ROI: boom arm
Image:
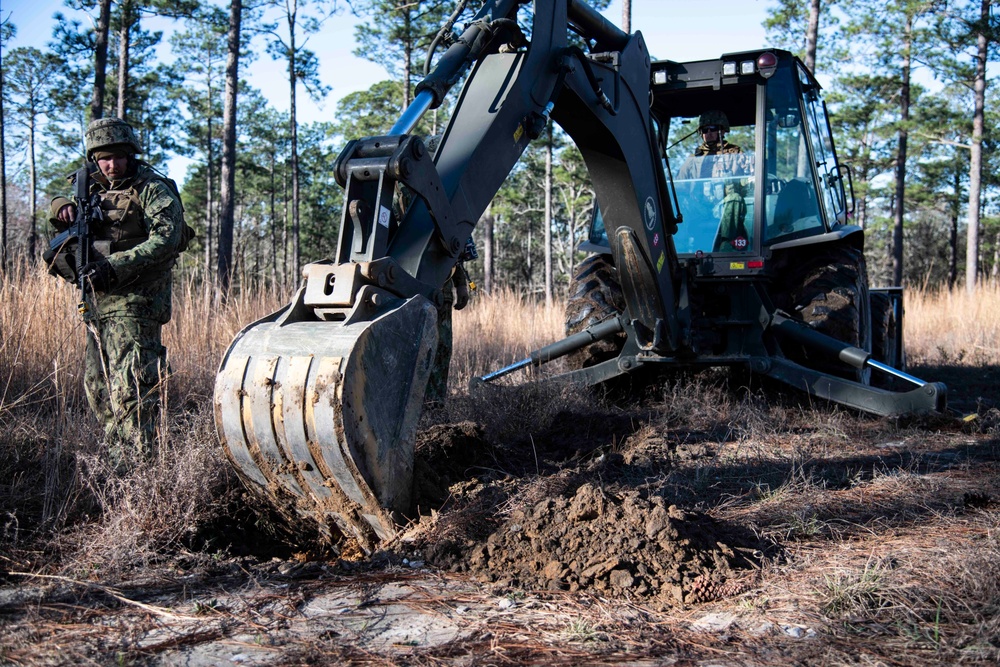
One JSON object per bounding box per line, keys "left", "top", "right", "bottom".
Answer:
{"left": 331, "top": 0, "right": 680, "bottom": 350}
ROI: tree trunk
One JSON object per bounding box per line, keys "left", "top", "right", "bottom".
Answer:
{"left": 855, "top": 127, "right": 876, "bottom": 231}
{"left": 949, "top": 165, "right": 959, "bottom": 290}
{"left": 991, "top": 224, "right": 999, "bottom": 282}
{"left": 804, "top": 0, "right": 820, "bottom": 74}
{"left": 566, "top": 197, "right": 575, "bottom": 282}
{"left": 28, "top": 114, "right": 37, "bottom": 259}
{"left": 1, "top": 59, "right": 8, "bottom": 273}
{"left": 218, "top": 0, "right": 242, "bottom": 296}
{"left": 205, "top": 111, "right": 215, "bottom": 281}
{"left": 283, "top": 164, "right": 289, "bottom": 289}
{"left": 91, "top": 0, "right": 111, "bottom": 121}
{"left": 289, "top": 1, "right": 301, "bottom": 280}
{"left": 544, "top": 125, "right": 553, "bottom": 308}
{"left": 526, "top": 225, "right": 532, "bottom": 286}
{"left": 403, "top": 6, "right": 412, "bottom": 108}
{"left": 891, "top": 16, "right": 912, "bottom": 287}
{"left": 965, "top": 0, "right": 988, "bottom": 292}
{"left": 482, "top": 202, "right": 494, "bottom": 294}
{"left": 288, "top": 40, "right": 302, "bottom": 280}
{"left": 855, "top": 174, "right": 868, "bottom": 230}
{"left": 117, "top": 0, "right": 133, "bottom": 120}
{"left": 621, "top": 0, "right": 631, "bottom": 32}
{"left": 270, "top": 154, "right": 278, "bottom": 285}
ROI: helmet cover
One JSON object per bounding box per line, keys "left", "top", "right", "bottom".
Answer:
{"left": 85, "top": 117, "right": 141, "bottom": 157}
{"left": 698, "top": 110, "right": 731, "bottom": 132}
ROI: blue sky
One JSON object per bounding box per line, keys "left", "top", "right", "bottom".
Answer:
{"left": 3, "top": 0, "right": 773, "bottom": 179}
{"left": 3, "top": 0, "right": 773, "bottom": 121}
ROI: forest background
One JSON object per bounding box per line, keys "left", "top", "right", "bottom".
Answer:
{"left": 1, "top": 0, "right": 998, "bottom": 302}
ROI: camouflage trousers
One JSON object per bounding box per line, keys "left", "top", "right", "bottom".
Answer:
{"left": 425, "top": 278, "right": 454, "bottom": 407}
{"left": 714, "top": 191, "right": 749, "bottom": 252}
{"left": 84, "top": 314, "right": 167, "bottom": 467}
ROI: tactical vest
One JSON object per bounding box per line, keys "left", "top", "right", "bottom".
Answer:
{"left": 44, "top": 164, "right": 192, "bottom": 285}
{"left": 90, "top": 175, "right": 151, "bottom": 257}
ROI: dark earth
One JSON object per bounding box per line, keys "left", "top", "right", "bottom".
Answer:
{"left": 1, "top": 365, "right": 998, "bottom": 665}
{"left": 410, "top": 414, "right": 770, "bottom": 608}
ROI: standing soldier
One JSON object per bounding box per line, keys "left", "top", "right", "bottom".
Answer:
{"left": 47, "top": 117, "right": 187, "bottom": 467}
{"left": 393, "top": 133, "right": 475, "bottom": 409}
{"left": 425, "top": 251, "right": 473, "bottom": 409}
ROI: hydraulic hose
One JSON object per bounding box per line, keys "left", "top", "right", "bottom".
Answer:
{"left": 424, "top": 0, "right": 472, "bottom": 76}
{"left": 565, "top": 46, "right": 619, "bottom": 115}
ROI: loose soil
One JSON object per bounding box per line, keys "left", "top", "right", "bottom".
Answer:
{"left": 411, "top": 417, "right": 768, "bottom": 608}
{"left": 2, "top": 365, "right": 999, "bottom": 666}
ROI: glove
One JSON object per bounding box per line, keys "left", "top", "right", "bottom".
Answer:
{"left": 81, "top": 260, "right": 117, "bottom": 291}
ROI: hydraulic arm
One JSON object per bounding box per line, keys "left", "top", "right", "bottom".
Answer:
{"left": 214, "top": 0, "right": 681, "bottom": 548}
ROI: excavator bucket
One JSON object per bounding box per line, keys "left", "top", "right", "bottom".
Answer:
{"left": 213, "top": 280, "right": 438, "bottom": 550}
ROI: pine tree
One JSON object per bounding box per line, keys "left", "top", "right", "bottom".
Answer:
{"left": 218, "top": 0, "right": 245, "bottom": 296}
{"left": 171, "top": 6, "right": 240, "bottom": 283}
{"left": 350, "top": 0, "right": 455, "bottom": 109}
{"left": 263, "top": 0, "right": 336, "bottom": 281}
{"left": 3, "top": 47, "right": 62, "bottom": 259}
{"left": 0, "top": 19, "right": 15, "bottom": 272}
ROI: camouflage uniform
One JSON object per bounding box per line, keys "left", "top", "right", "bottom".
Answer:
{"left": 425, "top": 278, "right": 455, "bottom": 407}
{"left": 424, "top": 264, "right": 472, "bottom": 407}
{"left": 49, "top": 118, "right": 185, "bottom": 466}
{"left": 691, "top": 140, "right": 752, "bottom": 250}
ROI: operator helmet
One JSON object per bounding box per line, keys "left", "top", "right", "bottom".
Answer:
{"left": 85, "top": 117, "right": 141, "bottom": 158}
{"left": 698, "top": 110, "right": 730, "bottom": 133}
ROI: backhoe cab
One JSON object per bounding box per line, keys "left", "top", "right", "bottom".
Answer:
{"left": 586, "top": 50, "right": 856, "bottom": 268}
{"left": 560, "top": 48, "right": 927, "bottom": 404}
{"left": 214, "top": 0, "right": 945, "bottom": 550}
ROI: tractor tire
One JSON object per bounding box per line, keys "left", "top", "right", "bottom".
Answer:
{"left": 777, "top": 245, "right": 872, "bottom": 383}
{"left": 564, "top": 254, "right": 627, "bottom": 371}
{"left": 870, "top": 291, "right": 903, "bottom": 383}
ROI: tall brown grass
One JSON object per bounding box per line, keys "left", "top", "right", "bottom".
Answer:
{"left": 0, "top": 262, "right": 288, "bottom": 577}
{"left": 450, "top": 286, "right": 565, "bottom": 389}
{"left": 2, "top": 259, "right": 997, "bottom": 578}
{"left": 904, "top": 283, "right": 1000, "bottom": 366}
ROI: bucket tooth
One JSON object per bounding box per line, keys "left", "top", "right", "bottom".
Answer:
{"left": 214, "top": 292, "right": 438, "bottom": 550}
{"left": 245, "top": 354, "right": 307, "bottom": 498}
{"left": 273, "top": 355, "right": 335, "bottom": 504}
{"left": 305, "top": 355, "right": 369, "bottom": 507}
{"left": 215, "top": 355, "right": 268, "bottom": 489}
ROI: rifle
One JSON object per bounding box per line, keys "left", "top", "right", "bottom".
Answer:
{"left": 45, "top": 165, "right": 103, "bottom": 315}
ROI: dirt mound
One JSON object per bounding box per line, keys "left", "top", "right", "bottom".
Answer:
{"left": 484, "top": 484, "right": 755, "bottom": 603}
{"left": 410, "top": 412, "right": 764, "bottom": 607}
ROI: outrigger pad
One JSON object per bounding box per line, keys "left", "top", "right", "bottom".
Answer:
{"left": 214, "top": 293, "right": 439, "bottom": 551}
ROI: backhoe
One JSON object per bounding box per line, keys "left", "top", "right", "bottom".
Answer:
{"left": 214, "top": 0, "right": 946, "bottom": 549}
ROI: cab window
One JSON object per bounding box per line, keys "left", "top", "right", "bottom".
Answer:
{"left": 762, "top": 67, "right": 826, "bottom": 244}
{"left": 665, "top": 116, "right": 756, "bottom": 255}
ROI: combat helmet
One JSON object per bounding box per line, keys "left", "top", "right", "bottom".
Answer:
{"left": 85, "top": 117, "right": 141, "bottom": 158}
{"left": 698, "top": 110, "right": 730, "bottom": 133}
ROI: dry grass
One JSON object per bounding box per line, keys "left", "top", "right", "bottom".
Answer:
{"left": 805, "top": 513, "right": 1000, "bottom": 660}
{"left": 0, "top": 261, "right": 287, "bottom": 578}
{"left": 905, "top": 283, "right": 1000, "bottom": 366}
{"left": 4, "top": 267, "right": 997, "bottom": 573}
{"left": 2, "top": 264, "right": 1000, "bottom": 665}
{"left": 450, "top": 285, "right": 566, "bottom": 387}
